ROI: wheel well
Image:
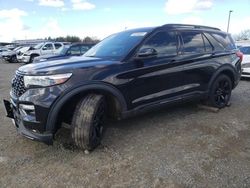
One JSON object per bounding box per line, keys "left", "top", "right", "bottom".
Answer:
{"left": 31, "top": 53, "right": 39, "bottom": 57}
{"left": 220, "top": 70, "right": 235, "bottom": 86}
{"left": 55, "top": 90, "right": 123, "bottom": 130}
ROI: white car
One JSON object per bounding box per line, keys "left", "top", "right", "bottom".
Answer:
{"left": 21, "top": 42, "right": 64, "bottom": 64}
{"left": 16, "top": 46, "right": 33, "bottom": 62}
{"left": 239, "top": 45, "right": 250, "bottom": 78}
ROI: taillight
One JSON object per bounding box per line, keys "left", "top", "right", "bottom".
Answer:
{"left": 236, "top": 51, "right": 243, "bottom": 62}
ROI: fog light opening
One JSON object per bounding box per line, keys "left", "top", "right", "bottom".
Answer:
{"left": 19, "top": 104, "right": 35, "bottom": 111}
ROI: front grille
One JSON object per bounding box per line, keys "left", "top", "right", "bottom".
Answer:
{"left": 242, "top": 72, "right": 250, "bottom": 75}
{"left": 12, "top": 73, "right": 26, "bottom": 97}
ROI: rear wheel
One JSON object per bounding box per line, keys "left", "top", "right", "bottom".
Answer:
{"left": 71, "top": 94, "right": 106, "bottom": 151}
{"left": 207, "top": 74, "right": 232, "bottom": 108}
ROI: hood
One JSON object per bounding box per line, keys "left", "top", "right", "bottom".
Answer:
{"left": 18, "top": 56, "right": 120, "bottom": 75}
{"left": 2, "top": 50, "right": 15, "bottom": 56}
{"left": 25, "top": 49, "right": 40, "bottom": 55}
{"left": 34, "top": 54, "right": 65, "bottom": 62}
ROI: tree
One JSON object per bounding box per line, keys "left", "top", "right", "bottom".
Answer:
{"left": 234, "top": 29, "right": 250, "bottom": 41}
{"left": 65, "top": 35, "right": 81, "bottom": 43}
{"left": 44, "top": 35, "right": 100, "bottom": 43}
{"left": 55, "top": 36, "right": 66, "bottom": 42}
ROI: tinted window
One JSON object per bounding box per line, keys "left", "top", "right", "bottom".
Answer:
{"left": 140, "top": 31, "right": 177, "bottom": 57}
{"left": 67, "top": 46, "right": 81, "bottom": 55}
{"left": 182, "top": 31, "right": 205, "bottom": 53}
{"left": 204, "top": 32, "right": 224, "bottom": 51}
{"left": 240, "top": 46, "right": 250, "bottom": 55}
{"left": 81, "top": 46, "right": 91, "bottom": 54}
{"left": 54, "top": 43, "right": 62, "bottom": 49}
{"left": 203, "top": 35, "right": 213, "bottom": 52}
{"left": 211, "top": 32, "right": 236, "bottom": 50}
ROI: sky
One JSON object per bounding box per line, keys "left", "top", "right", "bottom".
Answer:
{"left": 0, "top": 0, "right": 250, "bottom": 42}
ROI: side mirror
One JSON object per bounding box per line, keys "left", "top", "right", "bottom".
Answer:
{"left": 42, "top": 47, "right": 47, "bottom": 50}
{"left": 135, "top": 48, "right": 157, "bottom": 59}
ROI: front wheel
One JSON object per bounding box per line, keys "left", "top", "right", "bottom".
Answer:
{"left": 207, "top": 74, "right": 232, "bottom": 108}
{"left": 71, "top": 94, "right": 106, "bottom": 151}
{"left": 10, "top": 55, "right": 17, "bottom": 63}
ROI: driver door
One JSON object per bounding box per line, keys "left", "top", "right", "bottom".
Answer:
{"left": 126, "top": 31, "right": 186, "bottom": 108}
{"left": 41, "top": 43, "right": 54, "bottom": 55}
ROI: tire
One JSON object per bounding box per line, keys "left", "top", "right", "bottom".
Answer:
{"left": 10, "top": 55, "right": 17, "bottom": 63}
{"left": 71, "top": 94, "right": 106, "bottom": 151}
{"left": 207, "top": 74, "right": 232, "bottom": 108}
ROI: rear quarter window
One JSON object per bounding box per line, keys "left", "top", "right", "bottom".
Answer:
{"left": 210, "top": 32, "right": 236, "bottom": 50}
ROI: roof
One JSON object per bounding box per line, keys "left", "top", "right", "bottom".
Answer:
{"left": 161, "top": 24, "right": 221, "bottom": 31}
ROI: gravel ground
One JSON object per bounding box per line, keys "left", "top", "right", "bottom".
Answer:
{"left": 0, "top": 59, "right": 250, "bottom": 188}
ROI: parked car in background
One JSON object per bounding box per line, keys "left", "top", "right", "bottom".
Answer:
{"left": 239, "top": 44, "right": 250, "bottom": 78}
{"left": 0, "top": 47, "right": 10, "bottom": 57}
{"left": 33, "top": 43, "right": 95, "bottom": 63}
{"left": 1, "top": 46, "right": 23, "bottom": 63}
{"left": 17, "top": 46, "right": 33, "bottom": 62}
{"left": 4, "top": 24, "right": 242, "bottom": 151}
{"left": 21, "top": 42, "right": 64, "bottom": 64}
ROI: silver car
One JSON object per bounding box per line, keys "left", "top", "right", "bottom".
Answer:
{"left": 239, "top": 45, "right": 250, "bottom": 78}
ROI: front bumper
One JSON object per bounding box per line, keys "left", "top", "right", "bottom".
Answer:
{"left": 21, "top": 55, "right": 30, "bottom": 63}
{"left": 242, "top": 67, "right": 250, "bottom": 78}
{"left": 3, "top": 96, "right": 54, "bottom": 145}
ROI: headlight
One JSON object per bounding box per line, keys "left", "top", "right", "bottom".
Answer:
{"left": 24, "top": 73, "right": 72, "bottom": 88}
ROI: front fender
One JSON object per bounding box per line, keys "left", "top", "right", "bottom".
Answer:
{"left": 46, "top": 82, "right": 127, "bottom": 132}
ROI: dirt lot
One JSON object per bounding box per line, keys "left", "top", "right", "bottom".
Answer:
{"left": 0, "top": 59, "right": 250, "bottom": 188}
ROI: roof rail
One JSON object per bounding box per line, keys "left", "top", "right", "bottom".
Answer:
{"left": 161, "top": 24, "right": 221, "bottom": 31}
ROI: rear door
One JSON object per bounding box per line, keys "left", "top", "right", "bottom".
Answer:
{"left": 179, "top": 30, "right": 215, "bottom": 97}
{"left": 54, "top": 43, "right": 63, "bottom": 53}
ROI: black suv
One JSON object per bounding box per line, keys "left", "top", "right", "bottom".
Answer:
{"left": 4, "top": 24, "right": 242, "bottom": 151}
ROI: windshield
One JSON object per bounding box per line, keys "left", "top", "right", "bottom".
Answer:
{"left": 13, "top": 46, "right": 22, "bottom": 51}
{"left": 84, "top": 29, "right": 152, "bottom": 60}
{"left": 20, "top": 47, "right": 30, "bottom": 53}
{"left": 34, "top": 43, "right": 44, "bottom": 49}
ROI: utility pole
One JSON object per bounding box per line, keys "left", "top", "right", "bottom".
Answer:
{"left": 227, "top": 10, "right": 233, "bottom": 33}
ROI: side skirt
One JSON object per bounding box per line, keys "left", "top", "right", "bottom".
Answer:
{"left": 121, "top": 92, "right": 207, "bottom": 119}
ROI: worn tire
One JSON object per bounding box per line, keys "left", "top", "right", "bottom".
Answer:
{"left": 207, "top": 74, "right": 232, "bottom": 108}
{"left": 71, "top": 94, "right": 106, "bottom": 151}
